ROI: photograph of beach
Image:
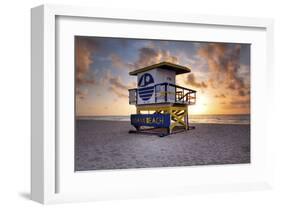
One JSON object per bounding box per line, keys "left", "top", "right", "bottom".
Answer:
{"left": 75, "top": 36, "right": 250, "bottom": 171}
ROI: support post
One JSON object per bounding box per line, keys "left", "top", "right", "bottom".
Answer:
{"left": 186, "top": 106, "right": 189, "bottom": 130}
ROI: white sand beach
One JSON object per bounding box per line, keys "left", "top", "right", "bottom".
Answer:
{"left": 75, "top": 120, "right": 250, "bottom": 171}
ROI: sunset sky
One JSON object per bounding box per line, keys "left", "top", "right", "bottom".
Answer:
{"left": 75, "top": 36, "right": 250, "bottom": 116}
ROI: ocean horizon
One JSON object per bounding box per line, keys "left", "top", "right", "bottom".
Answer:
{"left": 77, "top": 114, "right": 250, "bottom": 125}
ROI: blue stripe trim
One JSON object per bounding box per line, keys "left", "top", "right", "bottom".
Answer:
{"left": 139, "top": 90, "right": 153, "bottom": 95}
{"left": 139, "top": 93, "right": 153, "bottom": 97}
{"left": 139, "top": 88, "right": 154, "bottom": 92}
{"left": 141, "top": 97, "right": 151, "bottom": 101}
{"left": 140, "top": 95, "right": 151, "bottom": 99}
{"left": 140, "top": 96, "right": 151, "bottom": 99}
{"left": 139, "top": 94, "right": 153, "bottom": 98}
{"left": 138, "top": 86, "right": 154, "bottom": 91}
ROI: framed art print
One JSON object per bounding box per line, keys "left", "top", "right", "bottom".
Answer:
{"left": 74, "top": 37, "right": 251, "bottom": 171}
{"left": 31, "top": 4, "right": 274, "bottom": 204}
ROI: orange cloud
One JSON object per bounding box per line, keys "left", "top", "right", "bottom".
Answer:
{"left": 75, "top": 38, "right": 97, "bottom": 84}
{"left": 133, "top": 47, "right": 179, "bottom": 69}
{"left": 108, "top": 86, "right": 128, "bottom": 98}
{"left": 196, "top": 43, "right": 250, "bottom": 112}
{"left": 197, "top": 43, "right": 247, "bottom": 92}
{"left": 186, "top": 73, "right": 208, "bottom": 89}
{"left": 76, "top": 88, "right": 88, "bottom": 100}
{"left": 75, "top": 37, "right": 99, "bottom": 99}
{"left": 215, "top": 94, "right": 226, "bottom": 98}
{"left": 197, "top": 43, "right": 250, "bottom": 109}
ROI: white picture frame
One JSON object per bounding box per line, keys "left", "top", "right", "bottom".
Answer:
{"left": 31, "top": 4, "right": 274, "bottom": 204}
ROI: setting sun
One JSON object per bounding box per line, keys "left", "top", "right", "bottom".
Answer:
{"left": 189, "top": 94, "right": 209, "bottom": 115}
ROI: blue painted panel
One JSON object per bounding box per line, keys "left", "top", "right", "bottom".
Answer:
{"left": 130, "top": 114, "right": 170, "bottom": 128}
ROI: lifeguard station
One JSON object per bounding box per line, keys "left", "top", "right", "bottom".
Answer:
{"left": 128, "top": 62, "right": 196, "bottom": 136}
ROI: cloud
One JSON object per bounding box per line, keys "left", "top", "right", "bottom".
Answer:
{"left": 229, "top": 99, "right": 250, "bottom": 108}
{"left": 238, "top": 90, "right": 246, "bottom": 96}
{"left": 133, "top": 47, "right": 179, "bottom": 69}
{"left": 215, "top": 94, "right": 226, "bottom": 98}
{"left": 105, "top": 72, "right": 136, "bottom": 99}
{"left": 220, "top": 98, "right": 250, "bottom": 110}
{"left": 75, "top": 37, "right": 100, "bottom": 99}
{"left": 197, "top": 43, "right": 248, "bottom": 94}
{"left": 75, "top": 37, "right": 98, "bottom": 88}
{"left": 110, "top": 53, "right": 131, "bottom": 70}
{"left": 109, "top": 47, "right": 180, "bottom": 73}
{"left": 108, "top": 86, "right": 128, "bottom": 98}
{"left": 196, "top": 43, "right": 250, "bottom": 112}
{"left": 186, "top": 73, "right": 208, "bottom": 89}
{"left": 76, "top": 88, "right": 88, "bottom": 100}
{"left": 108, "top": 76, "right": 130, "bottom": 91}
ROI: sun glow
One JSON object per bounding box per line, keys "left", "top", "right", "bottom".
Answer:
{"left": 189, "top": 95, "right": 209, "bottom": 115}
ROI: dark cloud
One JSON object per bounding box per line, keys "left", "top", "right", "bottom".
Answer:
{"left": 133, "top": 47, "right": 179, "bottom": 69}
{"left": 108, "top": 86, "right": 127, "bottom": 98}
{"left": 229, "top": 99, "right": 250, "bottom": 108}
{"left": 197, "top": 43, "right": 250, "bottom": 112}
{"left": 110, "top": 54, "right": 131, "bottom": 70}
{"left": 215, "top": 94, "right": 226, "bottom": 98}
{"left": 75, "top": 37, "right": 98, "bottom": 85}
{"left": 107, "top": 76, "right": 129, "bottom": 91}
{"left": 105, "top": 73, "right": 135, "bottom": 99}
{"left": 76, "top": 88, "right": 88, "bottom": 100}
{"left": 75, "top": 37, "right": 99, "bottom": 99}
{"left": 197, "top": 43, "right": 248, "bottom": 94}
{"left": 110, "top": 47, "right": 180, "bottom": 72}
{"left": 221, "top": 98, "right": 250, "bottom": 109}
{"left": 227, "top": 82, "right": 236, "bottom": 90}
{"left": 238, "top": 90, "right": 246, "bottom": 96}
{"left": 186, "top": 73, "right": 208, "bottom": 89}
